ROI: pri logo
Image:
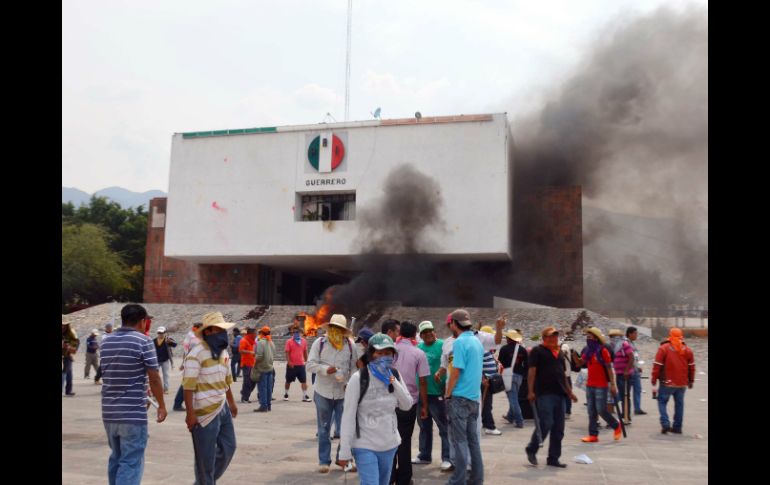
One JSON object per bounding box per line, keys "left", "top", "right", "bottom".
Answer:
{"left": 308, "top": 134, "right": 345, "bottom": 173}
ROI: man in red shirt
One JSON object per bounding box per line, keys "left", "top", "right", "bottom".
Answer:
{"left": 651, "top": 328, "right": 695, "bottom": 434}
{"left": 238, "top": 328, "right": 257, "bottom": 403}
{"left": 573, "top": 327, "right": 622, "bottom": 442}
{"left": 283, "top": 328, "right": 311, "bottom": 402}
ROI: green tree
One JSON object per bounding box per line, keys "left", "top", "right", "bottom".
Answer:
{"left": 62, "top": 222, "right": 131, "bottom": 309}
{"left": 62, "top": 196, "right": 148, "bottom": 302}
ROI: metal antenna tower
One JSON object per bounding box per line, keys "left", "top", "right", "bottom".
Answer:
{"left": 345, "top": 0, "right": 352, "bottom": 121}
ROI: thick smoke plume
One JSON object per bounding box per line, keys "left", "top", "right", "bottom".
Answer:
{"left": 511, "top": 6, "right": 708, "bottom": 311}
{"left": 322, "top": 164, "right": 448, "bottom": 329}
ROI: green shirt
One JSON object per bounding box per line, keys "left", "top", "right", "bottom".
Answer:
{"left": 418, "top": 339, "right": 445, "bottom": 396}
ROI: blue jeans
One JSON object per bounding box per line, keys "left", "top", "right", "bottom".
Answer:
{"left": 630, "top": 371, "right": 643, "bottom": 412}
{"left": 62, "top": 358, "right": 73, "bottom": 394}
{"left": 353, "top": 447, "right": 398, "bottom": 485}
{"left": 314, "top": 392, "right": 344, "bottom": 465}
{"left": 230, "top": 354, "right": 240, "bottom": 380}
{"left": 417, "top": 395, "right": 450, "bottom": 463}
{"left": 174, "top": 385, "right": 185, "bottom": 409}
{"left": 504, "top": 373, "right": 524, "bottom": 426}
{"left": 658, "top": 385, "right": 686, "bottom": 430}
{"left": 525, "top": 394, "right": 566, "bottom": 463}
{"left": 616, "top": 374, "right": 632, "bottom": 420}
{"left": 586, "top": 386, "right": 618, "bottom": 436}
{"left": 191, "top": 405, "right": 237, "bottom": 485}
{"left": 104, "top": 422, "right": 148, "bottom": 485}
{"left": 257, "top": 369, "right": 275, "bottom": 410}
{"left": 446, "top": 397, "right": 483, "bottom": 485}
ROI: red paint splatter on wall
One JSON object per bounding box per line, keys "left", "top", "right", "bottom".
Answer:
{"left": 212, "top": 201, "right": 228, "bottom": 213}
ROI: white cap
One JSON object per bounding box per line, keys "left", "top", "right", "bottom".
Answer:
{"left": 157, "top": 326, "right": 167, "bottom": 333}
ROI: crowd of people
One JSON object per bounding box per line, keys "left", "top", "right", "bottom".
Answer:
{"left": 62, "top": 305, "right": 697, "bottom": 485}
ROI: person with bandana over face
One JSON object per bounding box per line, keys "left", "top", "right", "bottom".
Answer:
{"left": 284, "top": 326, "right": 311, "bottom": 402}
{"left": 253, "top": 326, "right": 276, "bottom": 412}
{"left": 572, "top": 327, "right": 621, "bottom": 444}
{"left": 651, "top": 328, "right": 695, "bottom": 434}
{"left": 306, "top": 314, "right": 357, "bottom": 474}
{"left": 337, "top": 333, "right": 413, "bottom": 485}
{"left": 183, "top": 312, "right": 238, "bottom": 485}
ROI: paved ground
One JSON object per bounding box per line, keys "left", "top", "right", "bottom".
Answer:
{"left": 62, "top": 339, "right": 707, "bottom": 484}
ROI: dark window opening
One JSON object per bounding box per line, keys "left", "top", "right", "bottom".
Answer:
{"left": 300, "top": 193, "right": 355, "bottom": 221}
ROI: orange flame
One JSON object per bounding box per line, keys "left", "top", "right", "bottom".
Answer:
{"left": 301, "top": 303, "right": 335, "bottom": 337}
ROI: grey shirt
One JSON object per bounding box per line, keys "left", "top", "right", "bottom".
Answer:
{"left": 338, "top": 370, "right": 413, "bottom": 460}
{"left": 255, "top": 338, "right": 275, "bottom": 372}
{"left": 306, "top": 337, "right": 357, "bottom": 400}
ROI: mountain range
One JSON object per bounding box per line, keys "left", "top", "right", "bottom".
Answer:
{"left": 62, "top": 186, "right": 167, "bottom": 209}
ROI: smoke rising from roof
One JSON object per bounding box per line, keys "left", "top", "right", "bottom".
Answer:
{"left": 510, "top": 6, "right": 708, "bottom": 310}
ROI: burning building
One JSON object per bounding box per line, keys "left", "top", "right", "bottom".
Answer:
{"left": 143, "top": 113, "right": 583, "bottom": 316}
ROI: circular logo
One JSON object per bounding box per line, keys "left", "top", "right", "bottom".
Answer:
{"left": 308, "top": 135, "right": 345, "bottom": 171}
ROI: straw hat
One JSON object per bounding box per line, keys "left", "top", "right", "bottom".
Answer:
{"left": 195, "top": 312, "right": 235, "bottom": 336}
{"left": 584, "top": 327, "right": 605, "bottom": 344}
{"left": 503, "top": 329, "right": 523, "bottom": 343}
{"left": 608, "top": 329, "right": 624, "bottom": 337}
{"left": 322, "top": 314, "right": 351, "bottom": 333}
{"left": 479, "top": 326, "right": 494, "bottom": 334}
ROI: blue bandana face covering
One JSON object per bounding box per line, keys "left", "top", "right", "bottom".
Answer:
{"left": 293, "top": 332, "right": 301, "bottom": 344}
{"left": 203, "top": 332, "right": 229, "bottom": 360}
{"left": 368, "top": 355, "right": 394, "bottom": 385}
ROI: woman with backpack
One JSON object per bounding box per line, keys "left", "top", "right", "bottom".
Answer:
{"left": 338, "top": 333, "right": 413, "bottom": 485}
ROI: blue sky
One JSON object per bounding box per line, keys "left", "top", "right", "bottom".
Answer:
{"left": 62, "top": 0, "right": 706, "bottom": 194}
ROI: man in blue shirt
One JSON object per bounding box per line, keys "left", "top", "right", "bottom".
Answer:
{"left": 444, "top": 309, "right": 485, "bottom": 485}
{"left": 100, "top": 304, "right": 167, "bottom": 485}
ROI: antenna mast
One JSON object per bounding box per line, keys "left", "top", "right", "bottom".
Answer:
{"left": 345, "top": 0, "right": 352, "bottom": 121}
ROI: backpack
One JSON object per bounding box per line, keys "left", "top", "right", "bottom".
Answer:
{"left": 355, "top": 365, "right": 401, "bottom": 438}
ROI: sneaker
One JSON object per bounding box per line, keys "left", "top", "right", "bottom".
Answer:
{"left": 671, "top": 428, "right": 682, "bottom": 434}
{"left": 546, "top": 460, "right": 567, "bottom": 468}
{"left": 64, "top": 392, "right": 76, "bottom": 397}
{"left": 525, "top": 447, "right": 538, "bottom": 465}
{"left": 484, "top": 428, "right": 502, "bottom": 436}
{"left": 661, "top": 426, "right": 671, "bottom": 434}
{"left": 411, "top": 458, "right": 431, "bottom": 465}
{"left": 253, "top": 407, "right": 268, "bottom": 412}
{"left": 302, "top": 395, "right": 312, "bottom": 402}
{"left": 614, "top": 425, "right": 623, "bottom": 441}
{"left": 501, "top": 415, "right": 514, "bottom": 424}
{"left": 635, "top": 410, "right": 648, "bottom": 415}
{"left": 283, "top": 393, "right": 289, "bottom": 401}
{"left": 318, "top": 465, "right": 330, "bottom": 474}
{"left": 440, "top": 461, "right": 454, "bottom": 472}
{"left": 581, "top": 435, "right": 599, "bottom": 443}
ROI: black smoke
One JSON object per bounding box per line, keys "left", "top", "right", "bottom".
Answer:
{"left": 510, "top": 6, "right": 708, "bottom": 311}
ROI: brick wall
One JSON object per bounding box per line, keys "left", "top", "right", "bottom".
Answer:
{"left": 142, "top": 198, "right": 260, "bottom": 304}
{"left": 510, "top": 186, "right": 583, "bottom": 307}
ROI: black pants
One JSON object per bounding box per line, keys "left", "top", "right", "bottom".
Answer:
{"left": 392, "top": 404, "right": 418, "bottom": 485}
{"left": 94, "top": 365, "right": 102, "bottom": 382}
{"left": 481, "top": 383, "right": 496, "bottom": 430}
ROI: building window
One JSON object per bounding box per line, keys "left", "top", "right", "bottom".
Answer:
{"left": 300, "top": 193, "right": 355, "bottom": 221}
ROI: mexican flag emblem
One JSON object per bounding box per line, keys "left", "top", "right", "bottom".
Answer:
{"left": 308, "top": 133, "right": 345, "bottom": 173}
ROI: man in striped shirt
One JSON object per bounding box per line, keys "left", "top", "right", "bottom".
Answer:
{"left": 183, "top": 312, "right": 239, "bottom": 484}
{"left": 100, "top": 304, "right": 167, "bottom": 485}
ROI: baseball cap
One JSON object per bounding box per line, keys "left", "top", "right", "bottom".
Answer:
{"left": 449, "top": 309, "right": 472, "bottom": 327}
{"left": 157, "top": 326, "right": 166, "bottom": 333}
{"left": 356, "top": 327, "right": 375, "bottom": 343}
{"left": 368, "top": 333, "right": 396, "bottom": 351}
{"left": 418, "top": 321, "right": 434, "bottom": 334}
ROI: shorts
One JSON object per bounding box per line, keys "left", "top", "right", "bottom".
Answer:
{"left": 285, "top": 365, "right": 307, "bottom": 384}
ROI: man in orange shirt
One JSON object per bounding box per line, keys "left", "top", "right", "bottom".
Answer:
{"left": 239, "top": 327, "right": 257, "bottom": 403}
{"left": 651, "top": 328, "right": 695, "bottom": 434}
